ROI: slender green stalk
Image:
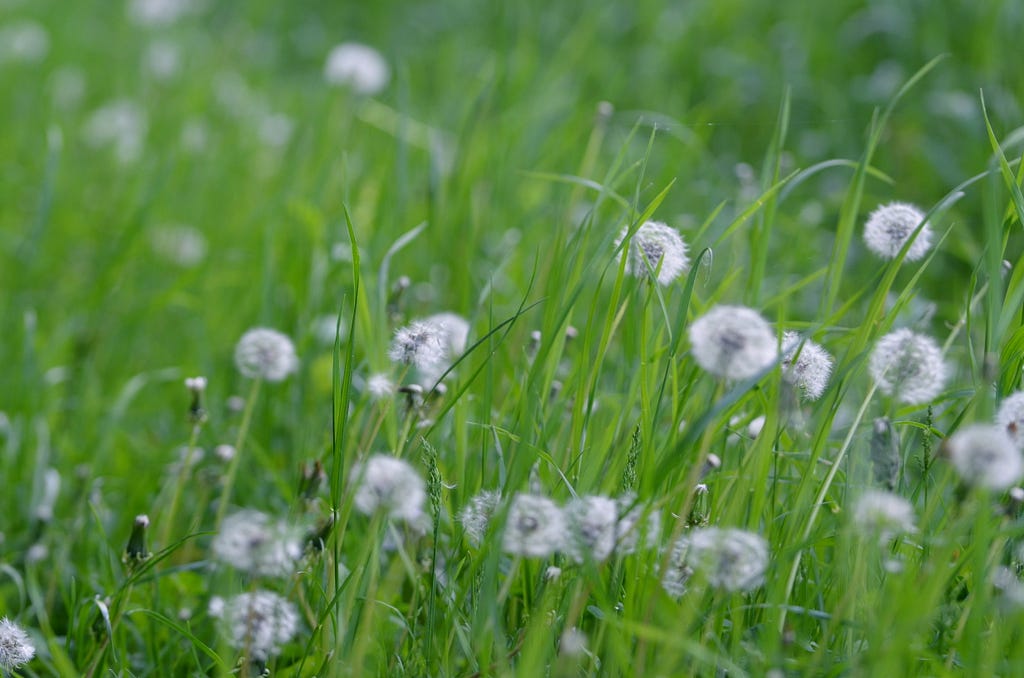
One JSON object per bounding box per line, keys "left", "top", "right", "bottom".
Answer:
{"left": 213, "top": 378, "right": 262, "bottom": 531}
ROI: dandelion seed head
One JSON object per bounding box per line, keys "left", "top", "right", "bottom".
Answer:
{"left": 502, "top": 493, "right": 567, "bottom": 558}
{"left": 324, "top": 42, "right": 390, "bottom": 95}
{"left": 458, "top": 490, "right": 501, "bottom": 546}
{"left": 82, "top": 99, "right": 147, "bottom": 164}
{"left": 992, "top": 566, "right": 1024, "bottom": 607}
{"left": 781, "top": 332, "right": 834, "bottom": 400}
{"left": 868, "top": 329, "right": 947, "bottom": 404}
{"left": 388, "top": 321, "right": 446, "bottom": 371}
{"left": 689, "top": 305, "right": 777, "bottom": 380}
{"left": 559, "top": 628, "right": 588, "bottom": 657}
{"left": 211, "top": 510, "right": 303, "bottom": 578}
{"left": 615, "top": 221, "right": 690, "bottom": 286}
{"left": 234, "top": 327, "right": 299, "bottom": 382}
{"left": 945, "top": 425, "right": 1023, "bottom": 491}
{"left": 564, "top": 495, "right": 619, "bottom": 563}
{"left": 996, "top": 392, "right": 1024, "bottom": 450}
{"left": 851, "top": 490, "right": 916, "bottom": 542}
{"left": 0, "top": 618, "right": 35, "bottom": 671}
{"left": 668, "top": 527, "right": 769, "bottom": 593}
{"left": 421, "top": 312, "right": 470, "bottom": 358}
{"left": 215, "top": 591, "right": 299, "bottom": 662}
{"left": 366, "top": 373, "right": 396, "bottom": 401}
{"left": 149, "top": 224, "right": 207, "bottom": 267}
{"left": 350, "top": 455, "right": 426, "bottom": 523}
{"left": 0, "top": 20, "right": 49, "bottom": 64}
{"left": 863, "top": 202, "right": 932, "bottom": 261}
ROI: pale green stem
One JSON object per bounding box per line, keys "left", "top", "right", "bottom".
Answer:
{"left": 214, "top": 378, "right": 262, "bottom": 531}
{"left": 159, "top": 422, "right": 202, "bottom": 551}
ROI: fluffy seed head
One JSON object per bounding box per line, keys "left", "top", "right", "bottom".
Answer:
{"left": 458, "top": 491, "right": 501, "bottom": 546}
{"left": 564, "top": 494, "right": 660, "bottom": 563}
{"left": 781, "top": 332, "right": 833, "bottom": 400}
{"left": 689, "top": 305, "right": 778, "bottom": 380}
{"left": 615, "top": 220, "right": 690, "bottom": 286}
{"left": 996, "top": 392, "right": 1024, "bottom": 450}
{"left": 851, "top": 490, "right": 916, "bottom": 542}
{"left": 350, "top": 455, "right": 426, "bottom": 523}
{"left": 366, "top": 373, "right": 396, "bottom": 401}
{"left": 502, "top": 494, "right": 567, "bottom": 558}
{"left": 863, "top": 202, "right": 932, "bottom": 261}
{"left": 324, "top": 43, "right": 390, "bottom": 95}
{"left": 211, "top": 510, "right": 304, "bottom": 577}
{"left": 0, "top": 618, "right": 35, "bottom": 671}
{"left": 212, "top": 591, "right": 299, "bottom": 662}
{"left": 668, "top": 527, "right": 769, "bottom": 592}
{"left": 868, "top": 329, "right": 947, "bottom": 404}
{"left": 421, "top": 312, "right": 470, "bottom": 359}
{"left": 234, "top": 327, "right": 299, "bottom": 382}
{"left": 388, "top": 321, "right": 446, "bottom": 371}
{"left": 945, "top": 425, "right": 1023, "bottom": 491}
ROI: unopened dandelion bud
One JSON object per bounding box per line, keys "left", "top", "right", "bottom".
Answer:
{"left": 185, "top": 376, "right": 208, "bottom": 424}
{"left": 868, "top": 329, "right": 947, "bottom": 404}
{"left": 870, "top": 418, "right": 901, "bottom": 490}
{"left": 0, "top": 617, "right": 36, "bottom": 672}
{"left": 616, "top": 220, "right": 690, "bottom": 286}
{"left": 298, "top": 460, "right": 326, "bottom": 501}
{"left": 863, "top": 202, "right": 932, "bottom": 262}
{"left": 123, "top": 514, "right": 152, "bottom": 570}
{"left": 689, "top": 305, "right": 777, "bottom": 380}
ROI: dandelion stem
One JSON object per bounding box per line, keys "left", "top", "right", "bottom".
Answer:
{"left": 214, "top": 378, "right": 262, "bottom": 531}
{"left": 159, "top": 422, "right": 201, "bottom": 553}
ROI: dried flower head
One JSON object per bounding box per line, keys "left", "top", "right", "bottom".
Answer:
{"left": 0, "top": 618, "right": 35, "bottom": 672}
{"left": 234, "top": 327, "right": 299, "bottom": 382}
{"left": 863, "top": 202, "right": 932, "bottom": 262}
{"left": 458, "top": 490, "right": 502, "bottom": 546}
{"left": 212, "top": 590, "right": 299, "bottom": 662}
{"left": 502, "top": 493, "right": 567, "bottom": 558}
{"left": 851, "top": 490, "right": 916, "bottom": 542}
{"left": 997, "top": 392, "right": 1024, "bottom": 450}
{"left": 668, "top": 527, "right": 768, "bottom": 593}
{"left": 388, "top": 321, "right": 446, "bottom": 371}
{"left": 211, "top": 510, "right": 304, "bottom": 577}
{"left": 868, "top": 329, "right": 947, "bottom": 404}
{"left": 945, "top": 425, "right": 1024, "bottom": 491}
{"left": 615, "top": 220, "right": 690, "bottom": 286}
{"left": 689, "top": 305, "right": 778, "bottom": 380}
{"left": 323, "top": 42, "right": 390, "bottom": 95}
{"left": 781, "top": 332, "right": 833, "bottom": 400}
{"left": 350, "top": 455, "right": 426, "bottom": 523}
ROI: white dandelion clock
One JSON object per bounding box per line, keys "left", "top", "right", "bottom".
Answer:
{"left": 781, "top": 332, "right": 833, "bottom": 401}
{"left": 669, "top": 527, "right": 769, "bottom": 593}
{"left": 0, "top": 20, "right": 50, "bottom": 64}
{"left": 851, "top": 490, "right": 916, "bottom": 543}
{"left": 214, "top": 591, "right": 299, "bottom": 662}
{"left": 868, "top": 329, "right": 946, "bottom": 404}
{"left": 422, "top": 312, "right": 470, "bottom": 359}
{"left": 458, "top": 490, "right": 501, "bottom": 546}
{"left": 350, "top": 455, "right": 426, "bottom": 523}
{"left": 211, "top": 510, "right": 304, "bottom": 578}
{"left": 996, "top": 392, "right": 1024, "bottom": 450}
{"left": 324, "top": 42, "right": 390, "bottom": 95}
{"left": 235, "top": 328, "right": 299, "bottom": 382}
{"left": 366, "top": 373, "right": 396, "bottom": 401}
{"left": 945, "top": 425, "right": 1023, "bottom": 491}
{"left": 502, "top": 494, "right": 567, "bottom": 558}
{"left": 689, "top": 305, "right": 778, "bottom": 380}
{"left": 0, "top": 618, "right": 35, "bottom": 672}
{"left": 564, "top": 495, "right": 619, "bottom": 563}
{"left": 388, "top": 321, "right": 446, "bottom": 372}
{"left": 615, "top": 220, "right": 690, "bottom": 286}
{"left": 614, "top": 495, "right": 662, "bottom": 554}
{"left": 82, "top": 99, "right": 147, "bottom": 164}
{"left": 863, "top": 202, "right": 932, "bottom": 262}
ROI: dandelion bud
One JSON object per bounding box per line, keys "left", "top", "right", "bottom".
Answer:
{"left": 0, "top": 617, "right": 36, "bottom": 672}
{"left": 780, "top": 332, "right": 833, "bottom": 401}
{"left": 863, "top": 202, "right": 932, "bottom": 262}
{"left": 185, "top": 375, "right": 208, "bottom": 424}
{"left": 234, "top": 328, "right": 299, "bottom": 382}
{"left": 943, "top": 425, "right": 1023, "bottom": 491}
{"left": 868, "top": 329, "right": 947, "bottom": 404}
{"left": 689, "top": 305, "right": 777, "bottom": 380}
{"left": 502, "top": 493, "right": 567, "bottom": 558}
{"left": 123, "top": 514, "right": 152, "bottom": 570}
{"left": 870, "top": 418, "right": 901, "bottom": 490}
{"left": 996, "top": 392, "right": 1024, "bottom": 450}
{"left": 324, "top": 42, "right": 390, "bottom": 95}
{"left": 615, "top": 220, "right": 690, "bottom": 286}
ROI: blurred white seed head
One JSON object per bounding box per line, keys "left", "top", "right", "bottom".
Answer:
{"left": 863, "top": 202, "right": 932, "bottom": 261}
{"left": 996, "top": 392, "right": 1024, "bottom": 450}
{"left": 323, "top": 42, "right": 390, "bottom": 95}
{"left": 615, "top": 220, "right": 690, "bottom": 286}
{"left": 144, "top": 39, "right": 181, "bottom": 80}
{"left": 458, "top": 490, "right": 501, "bottom": 546}
{"left": 235, "top": 327, "right": 299, "bottom": 382}
{"left": 214, "top": 444, "right": 236, "bottom": 462}
{"left": 82, "top": 99, "right": 147, "bottom": 164}
{"left": 945, "top": 425, "right": 1023, "bottom": 491}
{"left": 213, "top": 590, "right": 299, "bottom": 662}
{"left": 564, "top": 495, "right": 620, "bottom": 563}
{"left": 50, "top": 66, "right": 87, "bottom": 109}
{"left": 667, "top": 527, "right": 769, "bottom": 593}
{"left": 851, "top": 490, "right": 916, "bottom": 543}
{"left": 211, "top": 510, "right": 303, "bottom": 577}
{"left": 388, "top": 321, "right": 446, "bottom": 371}
{"left": 781, "top": 332, "right": 834, "bottom": 401}
{"left": 0, "top": 20, "right": 49, "bottom": 63}
{"left": 34, "top": 467, "right": 61, "bottom": 522}
{"left": 689, "top": 305, "right": 778, "bottom": 380}
{"left": 559, "top": 627, "right": 589, "bottom": 657}
{"left": 992, "top": 566, "right": 1024, "bottom": 607}
{"left": 350, "top": 455, "right": 426, "bottom": 523}
{"left": 129, "top": 0, "right": 197, "bottom": 27}
{"left": 185, "top": 376, "right": 207, "bottom": 392}
{"left": 0, "top": 617, "right": 36, "bottom": 672}
{"left": 421, "top": 312, "right": 470, "bottom": 359}
{"left": 502, "top": 493, "right": 567, "bottom": 558}
{"left": 149, "top": 225, "right": 208, "bottom": 267}
{"left": 868, "top": 329, "right": 947, "bottom": 404}
{"left": 366, "top": 373, "right": 395, "bottom": 401}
